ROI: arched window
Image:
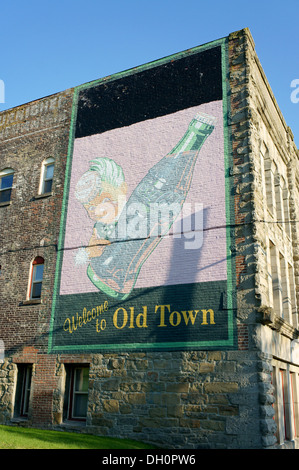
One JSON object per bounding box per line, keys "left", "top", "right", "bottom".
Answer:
{"left": 0, "top": 168, "right": 14, "bottom": 203}
{"left": 29, "top": 257, "right": 44, "bottom": 299}
{"left": 39, "top": 158, "right": 54, "bottom": 195}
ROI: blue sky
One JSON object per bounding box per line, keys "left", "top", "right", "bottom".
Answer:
{"left": 0, "top": 0, "right": 298, "bottom": 145}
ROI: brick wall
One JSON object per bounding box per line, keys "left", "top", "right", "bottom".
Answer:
{"left": 0, "top": 91, "right": 73, "bottom": 354}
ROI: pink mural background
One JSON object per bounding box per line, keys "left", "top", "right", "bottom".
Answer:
{"left": 59, "top": 100, "right": 227, "bottom": 295}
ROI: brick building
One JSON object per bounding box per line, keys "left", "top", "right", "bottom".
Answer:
{"left": 0, "top": 28, "right": 298, "bottom": 449}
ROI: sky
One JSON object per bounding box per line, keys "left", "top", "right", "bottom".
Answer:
{"left": 0, "top": 0, "right": 298, "bottom": 146}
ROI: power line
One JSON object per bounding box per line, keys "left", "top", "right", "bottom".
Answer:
{"left": 0, "top": 218, "right": 298, "bottom": 257}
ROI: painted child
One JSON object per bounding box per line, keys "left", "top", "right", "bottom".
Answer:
{"left": 74, "top": 157, "right": 127, "bottom": 264}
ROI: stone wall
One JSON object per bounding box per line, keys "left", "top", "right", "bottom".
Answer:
{"left": 232, "top": 28, "right": 299, "bottom": 448}
{"left": 53, "top": 351, "right": 258, "bottom": 449}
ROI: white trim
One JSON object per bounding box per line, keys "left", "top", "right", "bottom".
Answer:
{"left": 38, "top": 157, "right": 55, "bottom": 195}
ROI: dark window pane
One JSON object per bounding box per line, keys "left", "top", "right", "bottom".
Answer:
{"left": 22, "top": 366, "right": 32, "bottom": 415}
{"left": 73, "top": 394, "right": 88, "bottom": 418}
{"left": 32, "top": 282, "right": 42, "bottom": 299}
{"left": 0, "top": 188, "right": 12, "bottom": 203}
{"left": 43, "top": 179, "right": 53, "bottom": 194}
{"left": 14, "top": 364, "right": 32, "bottom": 418}
{"left": 75, "top": 368, "right": 89, "bottom": 392}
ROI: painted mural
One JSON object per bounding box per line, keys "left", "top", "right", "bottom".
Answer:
{"left": 48, "top": 38, "right": 236, "bottom": 353}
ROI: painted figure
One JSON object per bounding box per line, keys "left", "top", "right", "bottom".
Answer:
{"left": 74, "top": 157, "right": 127, "bottom": 264}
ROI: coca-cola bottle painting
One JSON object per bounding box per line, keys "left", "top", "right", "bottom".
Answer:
{"left": 75, "top": 112, "right": 216, "bottom": 300}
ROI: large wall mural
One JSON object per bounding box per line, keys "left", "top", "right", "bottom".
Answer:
{"left": 48, "top": 38, "right": 236, "bottom": 353}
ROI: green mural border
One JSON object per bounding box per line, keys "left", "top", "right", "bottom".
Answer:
{"left": 48, "top": 36, "right": 236, "bottom": 353}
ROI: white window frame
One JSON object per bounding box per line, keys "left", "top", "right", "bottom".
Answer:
{"left": 0, "top": 168, "right": 14, "bottom": 204}
{"left": 39, "top": 158, "right": 54, "bottom": 195}
{"left": 21, "top": 365, "right": 33, "bottom": 417}
{"left": 273, "top": 361, "right": 299, "bottom": 446}
{"left": 27, "top": 257, "right": 44, "bottom": 300}
{"left": 66, "top": 366, "right": 89, "bottom": 421}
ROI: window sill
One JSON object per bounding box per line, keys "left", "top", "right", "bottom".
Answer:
{"left": 0, "top": 200, "right": 11, "bottom": 207}
{"left": 20, "top": 299, "right": 42, "bottom": 306}
{"left": 259, "top": 306, "right": 299, "bottom": 340}
{"left": 10, "top": 417, "right": 29, "bottom": 425}
{"left": 34, "top": 191, "right": 53, "bottom": 200}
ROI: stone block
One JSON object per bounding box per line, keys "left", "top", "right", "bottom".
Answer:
{"left": 167, "top": 405, "right": 184, "bottom": 418}
{"left": 200, "top": 420, "right": 225, "bottom": 432}
{"left": 102, "top": 399, "right": 119, "bottom": 413}
{"left": 119, "top": 404, "right": 132, "bottom": 414}
{"left": 199, "top": 362, "right": 215, "bottom": 373}
{"left": 125, "top": 393, "right": 146, "bottom": 405}
{"left": 179, "top": 418, "right": 201, "bottom": 428}
{"left": 162, "top": 393, "right": 181, "bottom": 406}
{"left": 204, "top": 382, "right": 239, "bottom": 394}
{"left": 165, "top": 383, "right": 189, "bottom": 393}
{"left": 149, "top": 407, "right": 167, "bottom": 418}
{"left": 100, "top": 379, "right": 121, "bottom": 391}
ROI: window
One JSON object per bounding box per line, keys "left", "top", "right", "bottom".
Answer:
{"left": 269, "top": 241, "right": 282, "bottom": 316}
{"left": 268, "top": 248, "right": 295, "bottom": 325}
{"left": 64, "top": 365, "right": 89, "bottom": 422}
{"left": 272, "top": 367, "right": 279, "bottom": 440}
{"left": 14, "top": 364, "right": 33, "bottom": 418}
{"left": 290, "top": 373, "right": 298, "bottom": 438}
{"left": 40, "top": 158, "right": 54, "bottom": 194}
{"left": 280, "top": 369, "right": 289, "bottom": 441}
{"left": 0, "top": 168, "right": 14, "bottom": 204}
{"left": 274, "top": 173, "right": 292, "bottom": 237}
{"left": 263, "top": 153, "right": 276, "bottom": 214}
{"left": 282, "top": 179, "right": 291, "bottom": 237}
{"left": 273, "top": 367, "right": 289, "bottom": 443}
{"left": 273, "top": 364, "right": 299, "bottom": 445}
{"left": 274, "top": 172, "right": 284, "bottom": 225}
{"left": 288, "top": 263, "right": 298, "bottom": 328}
{"left": 279, "top": 252, "right": 292, "bottom": 323}
{"left": 260, "top": 144, "right": 268, "bottom": 218}
{"left": 29, "top": 257, "right": 44, "bottom": 299}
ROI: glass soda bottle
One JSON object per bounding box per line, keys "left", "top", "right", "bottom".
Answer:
{"left": 87, "top": 112, "right": 216, "bottom": 299}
